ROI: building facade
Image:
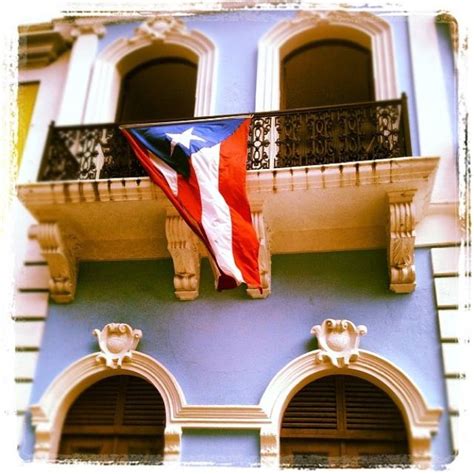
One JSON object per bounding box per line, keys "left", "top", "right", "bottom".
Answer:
{"left": 12, "top": 4, "right": 465, "bottom": 469}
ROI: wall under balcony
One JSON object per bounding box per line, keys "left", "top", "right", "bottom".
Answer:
{"left": 19, "top": 249, "right": 452, "bottom": 467}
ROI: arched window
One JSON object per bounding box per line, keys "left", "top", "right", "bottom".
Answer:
{"left": 117, "top": 58, "right": 198, "bottom": 123}
{"left": 281, "top": 40, "right": 374, "bottom": 109}
{"left": 58, "top": 375, "right": 166, "bottom": 463}
{"left": 280, "top": 375, "right": 409, "bottom": 468}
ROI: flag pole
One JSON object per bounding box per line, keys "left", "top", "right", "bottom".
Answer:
{"left": 119, "top": 113, "right": 253, "bottom": 130}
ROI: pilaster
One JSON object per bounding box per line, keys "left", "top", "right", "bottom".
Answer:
{"left": 260, "top": 429, "right": 279, "bottom": 467}
{"left": 163, "top": 426, "right": 182, "bottom": 463}
{"left": 56, "top": 20, "right": 106, "bottom": 125}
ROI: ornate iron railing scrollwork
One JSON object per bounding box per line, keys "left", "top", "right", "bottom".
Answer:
{"left": 37, "top": 96, "right": 411, "bottom": 181}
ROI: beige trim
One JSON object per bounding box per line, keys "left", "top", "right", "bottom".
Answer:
{"left": 256, "top": 10, "right": 398, "bottom": 111}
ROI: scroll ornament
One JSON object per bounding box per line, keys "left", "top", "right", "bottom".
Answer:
{"left": 94, "top": 323, "right": 142, "bottom": 368}
{"left": 311, "top": 319, "right": 367, "bottom": 368}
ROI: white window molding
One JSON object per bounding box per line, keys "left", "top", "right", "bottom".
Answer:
{"left": 84, "top": 16, "right": 217, "bottom": 124}
{"left": 255, "top": 10, "right": 398, "bottom": 111}
{"left": 30, "top": 350, "right": 186, "bottom": 462}
{"left": 259, "top": 346, "right": 442, "bottom": 468}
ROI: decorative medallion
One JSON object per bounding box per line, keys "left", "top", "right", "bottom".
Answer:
{"left": 311, "top": 319, "right": 367, "bottom": 368}
{"left": 128, "top": 16, "right": 188, "bottom": 44}
{"left": 94, "top": 323, "right": 142, "bottom": 368}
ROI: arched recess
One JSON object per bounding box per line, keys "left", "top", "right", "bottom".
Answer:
{"left": 83, "top": 17, "right": 217, "bottom": 123}
{"left": 29, "top": 351, "right": 186, "bottom": 462}
{"left": 255, "top": 10, "right": 398, "bottom": 111}
{"left": 258, "top": 350, "right": 442, "bottom": 468}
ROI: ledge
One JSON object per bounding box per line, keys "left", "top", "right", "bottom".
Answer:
{"left": 18, "top": 156, "right": 439, "bottom": 260}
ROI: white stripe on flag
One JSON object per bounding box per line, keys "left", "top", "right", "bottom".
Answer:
{"left": 191, "top": 144, "right": 244, "bottom": 284}
{"left": 148, "top": 151, "right": 178, "bottom": 196}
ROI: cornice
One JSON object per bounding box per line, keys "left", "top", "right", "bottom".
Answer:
{"left": 17, "top": 156, "right": 439, "bottom": 207}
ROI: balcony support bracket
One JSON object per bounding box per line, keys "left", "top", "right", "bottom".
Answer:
{"left": 29, "top": 222, "right": 79, "bottom": 303}
{"left": 247, "top": 204, "right": 271, "bottom": 299}
{"left": 387, "top": 190, "right": 416, "bottom": 293}
{"left": 165, "top": 209, "right": 201, "bottom": 301}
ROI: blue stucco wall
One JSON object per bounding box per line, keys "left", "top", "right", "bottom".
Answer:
{"left": 20, "top": 249, "right": 452, "bottom": 467}
{"left": 181, "top": 429, "right": 260, "bottom": 466}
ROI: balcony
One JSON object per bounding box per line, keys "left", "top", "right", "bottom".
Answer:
{"left": 37, "top": 96, "right": 413, "bottom": 180}
{"left": 17, "top": 96, "right": 439, "bottom": 302}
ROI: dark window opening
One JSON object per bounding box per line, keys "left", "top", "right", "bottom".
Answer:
{"left": 58, "top": 375, "right": 166, "bottom": 464}
{"left": 118, "top": 57, "right": 197, "bottom": 123}
{"left": 280, "top": 375, "right": 410, "bottom": 468}
{"left": 281, "top": 40, "right": 375, "bottom": 109}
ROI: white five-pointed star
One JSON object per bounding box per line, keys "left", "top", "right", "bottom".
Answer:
{"left": 166, "top": 127, "right": 205, "bottom": 155}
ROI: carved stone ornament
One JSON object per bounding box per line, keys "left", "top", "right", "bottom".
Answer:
{"left": 311, "top": 319, "right": 367, "bottom": 368}
{"left": 29, "top": 223, "right": 79, "bottom": 304}
{"left": 387, "top": 191, "right": 416, "bottom": 293}
{"left": 69, "top": 20, "right": 106, "bottom": 39}
{"left": 94, "top": 323, "right": 142, "bottom": 368}
{"left": 128, "top": 16, "right": 189, "bottom": 44}
{"left": 165, "top": 211, "right": 201, "bottom": 300}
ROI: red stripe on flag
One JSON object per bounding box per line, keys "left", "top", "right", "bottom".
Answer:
{"left": 122, "top": 128, "right": 234, "bottom": 287}
{"left": 122, "top": 129, "right": 204, "bottom": 243}
{"left": 219, "top": 119, "right": 261, "bottom": 289}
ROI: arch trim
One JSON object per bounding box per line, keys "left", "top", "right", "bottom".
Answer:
{"left": 30, "top": 351, "right": 186, "bottom": 462}
{"left": 258, "top": 349, "right": 442, "bottom": 468}
{"left": 83, "top": 17, "right": 217, "bottom": 123}
{"left": 255, "top": 10, "right": 399, "bottom": 111}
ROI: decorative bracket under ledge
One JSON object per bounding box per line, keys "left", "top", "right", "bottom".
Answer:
{"left": 387, "top": 190, "right": 416, "bottom": 293}
{"left": 165, "top": 209, "right": 201, "bottom": 301}
{"left": 29, "top": 223, "right": 79, "bottom": 303}
{"left": 247, "top": 204, "right": 271, "bottom": 299}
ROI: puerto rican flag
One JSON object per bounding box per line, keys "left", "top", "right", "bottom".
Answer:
{"left": 121, "top": 117, "right": 261, "bottom": 291}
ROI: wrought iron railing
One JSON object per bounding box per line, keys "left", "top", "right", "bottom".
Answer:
{"left": 38, "top": 95, "right": 412, "bottom": 181}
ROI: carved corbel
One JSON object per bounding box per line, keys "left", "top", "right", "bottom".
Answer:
{"left": 247, "top": 205, "right": 271, "bottom": 299}
{"left": 387, "top": 191, "right": 416, "bottom": 293}
{"left": 94, "top": 323, "right": 142, "bottom": 369}
{"left": 165, "top": 209, "right": 201, "bottom": 301}
{"left": 29, "top": 223, "right": 78, "bottom": 304}
{"left": 311, "top": 319, "right": 367, "bottom": 368}
{"left": 163, "top": 426, "right": 182, "bottom": 463}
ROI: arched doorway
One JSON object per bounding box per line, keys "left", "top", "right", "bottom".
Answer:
{"left": 117, "top": 57, "right": 198, "bottom": 123}
{"left": 281, "top": 39, "right": 374, "bottom": 109}
{"left": 280, "top": 374, "right": 409, "bottom": 468}
{"left": 58, "top": 375, "right": 166, "bottom": 463}
{"left": 84, "top": 17, "right": 216, "bottom": 123}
